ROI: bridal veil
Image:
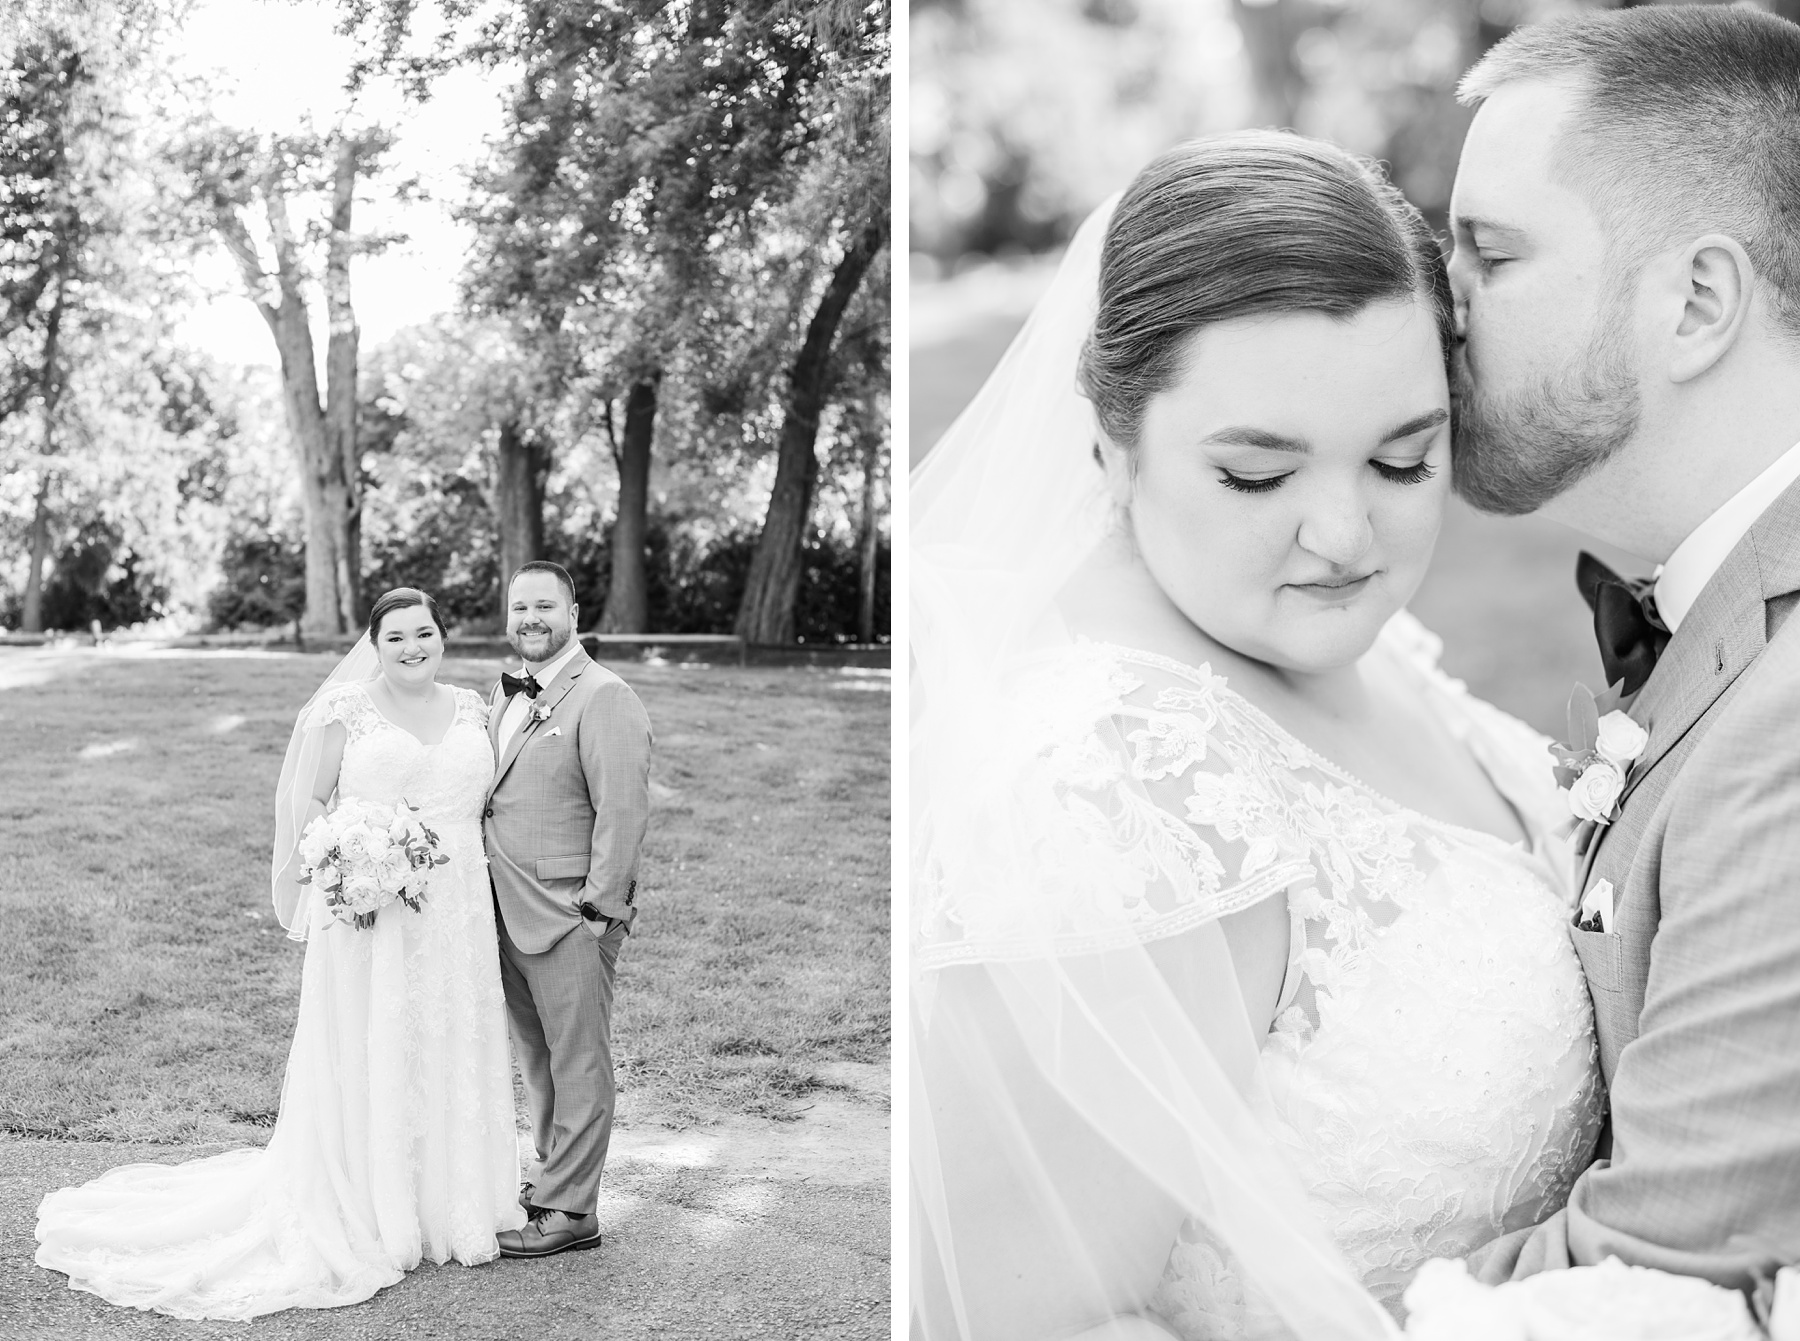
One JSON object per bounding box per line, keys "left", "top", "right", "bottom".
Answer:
{"left": 910, "top": 199, "right": 1401, "bottom": 1340}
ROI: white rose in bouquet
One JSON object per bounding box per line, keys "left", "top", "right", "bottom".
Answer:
{"left": 299, "top": 821, "right": 331, "bottom": 868}
{"left": 1770, "top": 1265, "right": 1800, "bottom": 1341}
{"left": 1522, "top": 1257, "right": 1758, "bottom": 1341}
{"left": 1403, "top": 1256, "right": 1760, "bottom": 1341}
{"left": 1404, "top": 1260, "right": 1525, "bottom": 1341}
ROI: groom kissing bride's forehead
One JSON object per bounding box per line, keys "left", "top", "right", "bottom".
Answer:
{"left": 1450, "top": 3, "right": 1800, "bottom": 1290}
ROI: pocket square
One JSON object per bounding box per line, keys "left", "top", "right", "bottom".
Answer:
{"left": 542, "top": 726, "right": 563, "bottom": 739}
{"left": 1576, "top": 878, "right": 1614, "bottom": 934}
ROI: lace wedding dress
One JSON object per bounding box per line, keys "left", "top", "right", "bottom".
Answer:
{"left": 35, "top": 683, "right": 525, "bottom": 1320}
{"left": 916, "top": 614, "right": 1605, "bottom": 1339}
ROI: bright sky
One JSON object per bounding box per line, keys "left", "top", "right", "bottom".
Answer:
{"left": 172, "top": 0, "right": 511, "bottom": 368}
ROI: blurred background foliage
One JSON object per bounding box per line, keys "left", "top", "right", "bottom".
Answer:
{"left": 911, "top": 0, "right": 1800, "bottom": 267}
{"left": 908, "top": 0, "right": 1797, "bottom": 732}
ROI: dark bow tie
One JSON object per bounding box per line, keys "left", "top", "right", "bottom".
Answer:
{"left": 1576, "top": 551, "right": 1670, "bottom": 697}
{"left": 501, "top": 671, "right": 543, "bottom": 700}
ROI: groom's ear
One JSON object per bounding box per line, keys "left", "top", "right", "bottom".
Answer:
{"left": 1665, "top": 234, "right": 1754, "bottom": 384}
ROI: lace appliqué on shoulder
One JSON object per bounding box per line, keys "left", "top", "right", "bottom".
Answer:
{"left": 915, "top": 643, "right": 1319, "bottom": 970}
{"left": 451, "top": 686, "right": 489, "bottom": 730}
{"left": 302, "top": 683, "right": 382, "bottom": 741}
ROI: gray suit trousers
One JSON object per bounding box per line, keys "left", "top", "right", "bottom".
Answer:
{"left": 495, "top": 897, "right": 626, "bottom": 1217}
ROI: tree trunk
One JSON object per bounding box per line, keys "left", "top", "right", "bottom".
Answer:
{"left": 599, "top": 376, "right": 657, "bottom": 634}
{"left": 735, "top": 213, "right": 888, "bottom": 645}
{"left": 20, "top": 480, "right": 53, "bottom": 633}
{"left": 856, "top": 433, "right": 881, "bottom": 646}
{"left": 495, "top": 416, "right": 550, "bottom": 618}
{"left": 324, "top": 139, "right": 362, "bottom": 631}
{"left": 218, "top": 143, "right": 364, "bottom": 637}
{"left": 20, "top": 257, "right": 68, "bottom": 635}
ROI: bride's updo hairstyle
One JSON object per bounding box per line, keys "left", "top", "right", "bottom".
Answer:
{"left": 367, "top": 587, "right": 447, "bottom": 641}
{"left": 1078, "top": 130, "right": 1453, "bottom": 451}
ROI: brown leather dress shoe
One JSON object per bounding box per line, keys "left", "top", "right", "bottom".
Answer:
{"left": 497, "top": 1208, "right": 602, "bottom": 1258}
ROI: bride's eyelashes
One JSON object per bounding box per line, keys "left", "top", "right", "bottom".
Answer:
{"left": 1217, "top": 469, "right": 1291, "bottom": 494}
{"left": 1216, "top": 459, "right": 1439, "bottom": 493}
{"left": 1371, "top": 459, "right": 1438, "bottom": 485}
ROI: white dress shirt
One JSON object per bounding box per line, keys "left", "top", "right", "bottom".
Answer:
{"left": 497, "top": 636, "right": 583, "bottom": 756}
{"left": 1654, "top": 437, "right": 1800, "bottom": 633}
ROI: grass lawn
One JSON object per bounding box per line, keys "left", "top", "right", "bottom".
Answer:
{"left": 0, "top": 649, "right": 890, "bottom": 1144}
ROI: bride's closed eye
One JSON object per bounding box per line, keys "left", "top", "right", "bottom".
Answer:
{"left": 1218, "top": 468, "right": 1292, "bottom": 494}
{"left": 1217, "top": 459, "right": 1438, "bottom": 493}
{"left": 1371, "top": 459, "right": 1438, "bottom": 485}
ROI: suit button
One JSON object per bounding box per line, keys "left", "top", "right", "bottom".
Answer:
{"left": 483, "top": 808, "right": 494, "bottom": 818}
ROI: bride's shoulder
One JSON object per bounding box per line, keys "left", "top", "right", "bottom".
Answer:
{"left": 302, "top": 680, "right": 375, "bottom": 733}
{"left": 450, "top": 684, "right": 489, "bottom": 724}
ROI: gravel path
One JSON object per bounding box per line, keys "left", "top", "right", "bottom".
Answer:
{"left": 0, "top": 1074, "right": 889, "bottom": 1341}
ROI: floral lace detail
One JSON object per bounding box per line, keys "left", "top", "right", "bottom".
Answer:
{"left": 1099, "top": 630, "right": 1607, "bottom": 1335}
{"left": 916, "top": 614, "right": 1602, "bottom": 1336}
{"left": 34, "top": 680, "right": 522, "bottom": 1319}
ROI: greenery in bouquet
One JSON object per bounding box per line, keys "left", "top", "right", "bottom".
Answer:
{"left": 296, "top": 798, "right": 449, "bottom": 931}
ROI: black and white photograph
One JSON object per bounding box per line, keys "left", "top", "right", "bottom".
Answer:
{"left": 0, "top": 0, "right": 890, "bottom": 1336}
{"left": 911, "top": 0, "right": 1800, "bottom": 1337}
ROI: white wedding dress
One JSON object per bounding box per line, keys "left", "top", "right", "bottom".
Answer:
{"left": 35, "top": 683, "right": 525, "bottom": 1320}
{"left": 915, "top": 613, "right": 1605, "bottom": 1339}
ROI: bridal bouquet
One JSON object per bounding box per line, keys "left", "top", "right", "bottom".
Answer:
{"left": 1403, "top": 1256, "right": 1795, "bottom": 1341}
{"left": 296, "top": 798, "right": 449, "bottom": 930}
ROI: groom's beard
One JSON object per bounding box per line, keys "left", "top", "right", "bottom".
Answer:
{"left": 509, "top": 623, "right": 571, "bottom": 663}
{"left": 1451, "top": 316, "right": 1642, "bottom": 516}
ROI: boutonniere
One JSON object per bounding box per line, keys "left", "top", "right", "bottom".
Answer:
{"left": 527, "top": 701, "right": 553, "bottom": 727}
{"left": 1551, "top": 680, "right": 1648, "bottom": 854}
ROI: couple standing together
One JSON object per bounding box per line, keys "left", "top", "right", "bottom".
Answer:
{"left": 34, "top": 561, "right": 653, "bottom": 1319}
{"left": 914, "top": 6, "right": 1800, "bottom": 1339}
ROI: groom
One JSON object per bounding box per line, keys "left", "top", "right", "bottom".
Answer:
{"left": 484, "top": 561, "right": 652, "bottom": 1257}
{"left": 1447, "top": 5, "right": 1800, "bottom": 1290}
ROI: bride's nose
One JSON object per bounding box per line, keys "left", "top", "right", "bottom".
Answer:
{"left": 1295, "top": 489, "right": 1374, "bottom": 566}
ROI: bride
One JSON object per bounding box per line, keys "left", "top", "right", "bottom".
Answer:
{"left": 911, "top": 132, "right": 1603, "bottom": 1340}
{"left": 35, "top": 587, "right": 525, "bottom": 1319}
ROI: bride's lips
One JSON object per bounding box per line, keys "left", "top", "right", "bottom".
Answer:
{"left": 1287, "top": 572, "right": 1377, "bottom": 599}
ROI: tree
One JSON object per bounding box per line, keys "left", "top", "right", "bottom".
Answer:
{"left": 735, "top": 210, "right": 888, "bottom": 643}
{"left": 735, "top": 0, "right": 891, "bottom": 643}
{"left": 362, "top": 315, "right": 559, "bottom": 621}
{"left": 0, "top": 10, "right": 176, "bottom": 631}
{"left": 181, "top": 126, "right": 399, "bottom": 635}
{"left": 459, "top": 0, "right": 886, "bottom": 635}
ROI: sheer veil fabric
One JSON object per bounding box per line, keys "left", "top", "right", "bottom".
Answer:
{"left": 271, "top": 634, "right": 379, "bottom": 939}
{"left": 910, "top": 204, "right": 1402, "bottom": 1340}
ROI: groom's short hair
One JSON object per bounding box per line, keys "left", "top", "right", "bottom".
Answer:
{"left": 1458, "top": 6, "right": 1800, "bottom": 338}
{"left": 509, "top": 560, "right": 576, "bottom": 605}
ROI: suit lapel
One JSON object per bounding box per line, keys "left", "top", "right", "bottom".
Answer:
{"left": 490, "top": 650, "right": 591, "bottom": 794}
{"left": 1579, "top": 474, "right": 1800, "bottom": 888}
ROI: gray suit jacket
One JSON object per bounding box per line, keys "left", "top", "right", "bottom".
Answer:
{"left": 484, "top": 647, "right": 653, "bottom": 954}
{"left": 1471, "top": 477, "right": 1800, "bottom": 1290}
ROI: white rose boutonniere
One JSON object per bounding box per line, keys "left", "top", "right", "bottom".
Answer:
{"left": 527, "top": 700, "right": 553, "bottom": 727}
{"left": 1551, "top": 683, "right": 1647, "bottom": 851}
{"left": 1567, "top": 759, "right": 1625, "bottom": 823}
{"left": 1596, "top": 710, "right": 1649, "bottom": 770}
